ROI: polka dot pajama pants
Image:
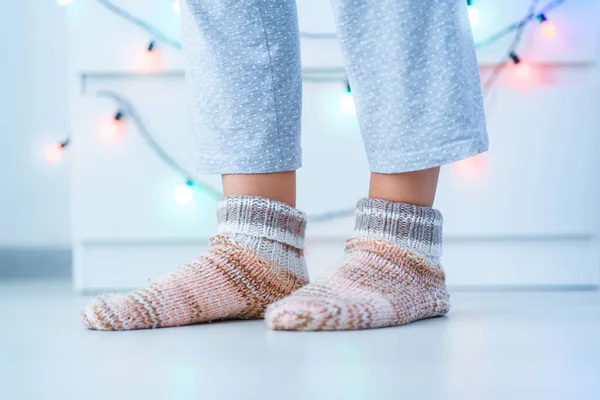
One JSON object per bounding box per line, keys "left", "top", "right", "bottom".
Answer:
{"left": 181, "top": 0, "right": 488, "bottom": 174}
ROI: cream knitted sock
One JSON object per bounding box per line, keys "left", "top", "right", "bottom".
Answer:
{"left": 81, "top": 196, "right": 309, "bottom": 330}
{"left": 265, "top": 198, "right": 449, "bottom": 331}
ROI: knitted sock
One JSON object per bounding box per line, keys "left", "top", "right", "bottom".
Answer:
{"left": 81, "top": 196, "right": 309, "bottom": 330}
{"left": 265, "top": 198, "right": 449, "bottom": 331}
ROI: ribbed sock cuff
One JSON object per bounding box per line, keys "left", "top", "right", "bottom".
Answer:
{"left": 217, "top": 196, "right": 307, "bottom": 249}
{"left": 353, "top": 198, "right": 443, "bottom": 258}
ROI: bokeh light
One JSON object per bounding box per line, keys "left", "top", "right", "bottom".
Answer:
{"left": 173, "top": 183, "right": 194, "bottom": 205}
{"left": 339, "top": 93, "right": 356, "bottom": 116}
{"left": 131, "top": 45, "right": 164, "bottom": 73}
{"left": 98, "top": 114, "right": 126, "bottom": 143}
{"left": 540, "top": 21, "right": 557, "bottom": 38}
{"left": 468, "top": 7, "right": 481, "bottom": 28}
{"left": 514, "top": 61, "right": 533, "bottom": 80}
{"left": 45, "top": 142, "right": 65, "bottom": 163}
{"left": 452, "top": 154, "right": 487, "bottom": 181}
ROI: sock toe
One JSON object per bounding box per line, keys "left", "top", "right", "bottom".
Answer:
{"left": 265, "top": 296, "right": 344, "bottom": 331}
{"left": 80, "top": 310, "right": 94, "bottom": 330}
{"left": 81, "top": 296, "right": 122, "bottom": 331}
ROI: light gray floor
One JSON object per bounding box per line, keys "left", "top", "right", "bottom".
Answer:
{"left": 1, "top": 280, "right": 599, "bottom": 400}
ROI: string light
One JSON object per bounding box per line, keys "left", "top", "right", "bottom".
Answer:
{"left": 49, "top": 0, "right": 571, "bottom": 220}
{"left": 95, "top": 0, "right": 568, "bottom": 93}
{"left": 173, "top": 180, "right": 194, "bottom": 205}
{"left": 466, "top": 0, "right": 482, "bottom": 29}
{"left": 482, "top": 0, "right": 543, "bottom": 99}
{"left": 468, "top": 8, "right": 481, "bottom": 28}
{"left": 452, "top": 154, "right": 487, "bottom": 180}
{"left": 96, "top": 91, "right": 354, "bottom": 220}
{"left": 514, "top": 62, "right": 533, "bottom": 80}
{"left": 133, "top": 40, "right": 163, "bottom": 73}
{"left": 509, "top": 52, "right": 522, "bottom": 65}
{"left": 537, "top": 14, "right": 557, "bottom": 37}
{"left": 508, "top": 51, "right": 533, "bottom": 80}
{"left": 45, "top": 139, "right": 70, "bottom": 163}
{"left": 96, "top": 0, "right": 568, "bottom": 58}
{"left": 105, "top": 0, "right": 566, "bottom": 202}
{"left": 93, "top": 0, "right": 569, "bottom": 93}
{"left": 340, "top": 93, "right": 356, "bottom": 115}
{"left": 475, "top": 0, "right": 566, "bottom": 50}
{"left": 98, "top": 110, "right": 126, "bottom": 143}
{"left": 339, "top": 81, "right": 355, "bottom": 115}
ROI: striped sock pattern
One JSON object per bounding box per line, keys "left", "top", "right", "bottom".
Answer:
{"left": 265, "top": 198, "right": 450, "bottom": 331}
{"left": 81, "top": 196, "right": 309, "bottom": 331}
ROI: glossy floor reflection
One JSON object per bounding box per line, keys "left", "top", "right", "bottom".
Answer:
{"left": 1, "top": 280, "right": 599, "bottom": 400}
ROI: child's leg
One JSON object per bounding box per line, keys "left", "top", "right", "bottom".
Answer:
{"left": 369, "top": 168, "right": 440, "bottom": 207}
{"left": 265, "top": 0, "right": 488, "bottom": 331}
{"left": 223, "top": 172, "right": 296, "bottom": 208}
{"left": 81, "top": 0, "right": 306, "bottom": 330}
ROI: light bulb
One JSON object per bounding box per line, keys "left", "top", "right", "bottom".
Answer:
{"left": 173, "top": 0, "right": 180, "bottom": 14}
{"left": 340, "top": 93, "right": 356, "bottom": 116}
{"left": 452, "top": 154, "right": 486, "bottom": 180}
{"left": 540, "top": 21, "right": 557, "bottom": 38}
{"left": 133, "top": 44, "right": 164, "bottom": 73}
{"left": 467, "top": 7, "right": 481, "bottom": 28}
{"left": 508, "top": 52, "right": 532, "bottom": 80}
{"left": 57, "top": 0, "right": 75, "bottom": 5}
{"left": 537, "top": 14, "right": 557, "bottom": 38}
{"left": 98, "top": 113, "right": 126, "bottom": 143}
{"left": 45, "top": 142, "right": 65, "bottom": 163}
{"left": 514, "top": 62, "right": 532, "bottom": 80}
{"left": 173, "top": 183, "right": 194, "bottom": 205}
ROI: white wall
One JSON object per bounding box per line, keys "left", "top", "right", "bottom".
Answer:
{"left": 0, "top": 1, "right": 70, "bottom": 248}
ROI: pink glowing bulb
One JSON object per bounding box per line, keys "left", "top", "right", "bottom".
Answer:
{"left": 98, "top": 113, "right": 126, "bottom": 143}
{"left": 514, "top": 62, "right": 533, "bottom": 80}
{"left": 452, "top": 154, "right": 487, "bottom": 180}
{"left": 45, "top": 142, "right": 64, "bottom": 163}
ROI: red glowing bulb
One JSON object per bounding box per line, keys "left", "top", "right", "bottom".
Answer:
{"left": 45, "top": 142, "right": 64, "bottom": 163}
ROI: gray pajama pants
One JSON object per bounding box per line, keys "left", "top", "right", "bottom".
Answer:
{"left": 181, "top": 0, "right": 488, "bottom": 174}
